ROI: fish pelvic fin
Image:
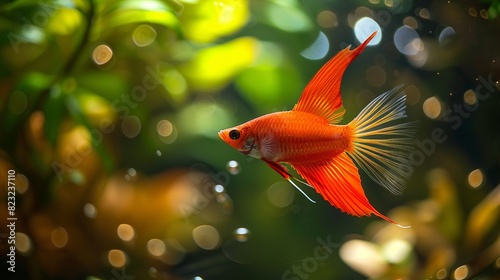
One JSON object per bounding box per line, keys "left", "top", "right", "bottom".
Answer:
{"left": 293, "top": 32, "right": 377, "bottom": 124}
{"left": 291, "top": 153, "right": 401, "bottom": 225}
{"left": 263, "top": 160, "right": 316, "bottom": 203}
{"left": 348, "top": 85, "right": 418, "bottom": 196}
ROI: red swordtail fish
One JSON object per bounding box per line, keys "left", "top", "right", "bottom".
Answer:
{"left": 219, "top": 32, "right": 416, "bottom": 227}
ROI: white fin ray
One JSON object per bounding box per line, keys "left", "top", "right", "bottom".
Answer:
{"left": 286, "top": 178, "right": 316, "bottom": 203}
{"left": 348, "top": 85, "right": 418, "bottom": 195}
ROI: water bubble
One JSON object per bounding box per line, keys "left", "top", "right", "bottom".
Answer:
{"left": 436, "top": 268, "right": 448, "bottom": 279}
{"left": 122, "top": 115, "right": 141, "bottom": 138}
{"left": 394, "top": 25, "right": 421, "bottom": 55}
{"left": 125, "top": 168, "right": 137, "bottom": 182}
{"left": 157, "top": 120, "right": 173, "bottom": 137}
{"left": 453, "top": 265, "right": 469, "bottom": 280}
{"left": 69, "top": 170, "right": 85, "bottom": 185}
{"left": 16, "top": 232, "right": 33, "bottom": 255}
{"left": 422, "top": 96, "right": 442, "bottom": 119}
{"left": 221, "top": 239, "right": 254, "bottom": 264}
{"left": 214, "top": 184, "right": 225, "bottom": 194}
{"left": 404, "top": 85, "right": 421, "bottom": 105}
{"left": 438, "top": 26, "right": 456, "bottom": 45}
{"left": 132, "top": 24, "right": 157, "bottom": 47}
{"left": 233, "top": 227, "right": 251, "bottom": 242}
{"left": 467, "top": 169, "right": 484, "bottom": 188}
{"left": 83, "top": 203, "right": 97, "bottom": 218}
{"left": 463, "top": 89, "right": 477, "bottom": 106}
{"left": 300, "top": 31, "right": 330, "bottom": 60}
{"left": 193, "top": 277, "right": 204, "bottom": 280}
{"left": 480, "top": 9, "right": 489, "bottom": 19}
{"left": 365, "top": 65, "right": 386, "bottom": 87}
{"left": 192, "top": 225, "right": 220, "bottom": 250}
{"left": 418, "top": 8, "right": 430, "bottom": 19}
{"left": 92, "top": 44, "right": 113, "bottom": 65}
{"left": 9, "top": 91, "right": 28, "bottom": 115}
{"left": 317, "top": 10, "right": 338, "bottom": 28}
{"left": 226, "top": 160, "right": 241, "bottom": 175}
{"left": 147, "top": 239, "right": 166, "bottom": 257}
{"left": 215, "top": 192, "right": 233, "bottom": 214}
{"left": 108, "top": 249, "right": 127, "bottom": 268}
{"left": 117, "top": 224, "right": 135, "bottom": 242}
{"left": 156, "top": 150, "right": 162, "bottom": 157}
{"left": 216, "top": 193, "right": 230, "bottom": 203}
{"left": 354, "top": 17, "right": 382, "bottom": 46}
{"left": 51, "top": 227, "right": 68, "bottom": 248}
{"left": 157, "top": 120, "right": 178, "bottom": 144}
{"left": 149, "top": 267, "right": 158, "bottom": 278}
{"left": 267, "top": 182, "right": 295, "bottom": 208}
{"left": 403, "top": 16, "right": 419, "bottom": 29}
{"left": 15, "top": 173, "right": 29, "bottom": 194}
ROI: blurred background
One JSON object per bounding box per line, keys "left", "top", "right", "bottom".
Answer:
{"left": 1, "top": 0, "right": 499, "bottom": 279}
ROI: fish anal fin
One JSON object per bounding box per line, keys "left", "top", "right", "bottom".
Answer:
{"left": 293, "top": 32, "right": 377, "bottom": 124}
{"left": 291, "top": 152, "right": 400, "bottom": 225}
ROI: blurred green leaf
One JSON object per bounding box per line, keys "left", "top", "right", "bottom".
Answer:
{"left": 488, "top": 4, "right": 498, "bottom": 18}
{"left": 75, "top": 71, "right": 128, "bottom": 101}
{"left": 233, "top": 42, "right": 303, "bottom": 111}
{"left": 2, "top": 72, "right": 54, "bottom": 138}
{"left": 43, "top": 84, "right": 66, "bottom": 146}
{"left": 258, "top": 0, "right": 312, "bottom": 32}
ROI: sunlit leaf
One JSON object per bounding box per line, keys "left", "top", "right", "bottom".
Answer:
{"left": 65, "top": 94, "right": 114, "bottom": 173}
{"left": 426, "top": 168, "right": 463, "bottom": 242}
{"left": 179, "top": 36, "right": 258, "bottom": 92}
{"left": 159, "top": 64, "right": 188, "bottom": 105}
{"left": 97, "top": 0, "right": 182, "bottom": 36}
{"left": 179, "top": 0, "right": 249, "bottom": 43}
{"left": 464, "top": 185, "right": 500, "bottom": 250}
{"left": 75, "top": 90, "right": 116, "bottom": 128}
{"left": 45, "top": 8, "right": 82, "bottom": 35}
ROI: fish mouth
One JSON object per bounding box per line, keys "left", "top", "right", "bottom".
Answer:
{"left": 218, "top": 130, "right": 226, "bottom": 141}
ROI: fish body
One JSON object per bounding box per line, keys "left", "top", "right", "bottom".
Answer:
{"left": 218, "top": 32, "right": 415, "bottom": 226}
{"left": 219, "top": 111, "right": 350, "bottom": 163}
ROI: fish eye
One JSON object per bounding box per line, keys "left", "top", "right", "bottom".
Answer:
{"left": 229, "top": 129, "right": 240, "bottom": 140}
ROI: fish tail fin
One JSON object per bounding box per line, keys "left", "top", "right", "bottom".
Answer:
{"left": 347, "top": 85, "right": 418, "bottom": 196}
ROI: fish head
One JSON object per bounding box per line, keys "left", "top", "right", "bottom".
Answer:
{"left": 218, "top": 124, "right": 256, "bottom": 156}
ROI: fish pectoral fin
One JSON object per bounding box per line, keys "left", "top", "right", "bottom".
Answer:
{"left": 292, "top": 32, "right": 377, "bottom": 124}
{"left": 290, "top": 152, "right": 401, "bottom": 225}
{"left": 264, "top": 160, "right": 317, "bottom": 203}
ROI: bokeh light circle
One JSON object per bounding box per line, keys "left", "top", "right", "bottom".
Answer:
{"left": 133, "top": 24, "right": 157, "bottom": 47}
{"left": 354, "top": 17, "right": 382, "bottom": 46}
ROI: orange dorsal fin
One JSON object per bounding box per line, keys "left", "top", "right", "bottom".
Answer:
{"left": 293, "top": 32, "right": 377, "bottom": 124}
{"left": 290, "top": 152, "right": 402, "bottom": 225}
